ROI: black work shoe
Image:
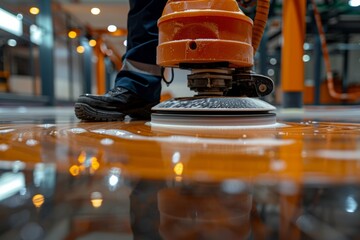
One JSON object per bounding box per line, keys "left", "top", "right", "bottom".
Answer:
{"left": 74, "top": 87, "right": 159, "bottom": 121}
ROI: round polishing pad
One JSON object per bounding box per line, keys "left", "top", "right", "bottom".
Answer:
{"left": 151, "top": 97, "right": 277, "bottom": 127}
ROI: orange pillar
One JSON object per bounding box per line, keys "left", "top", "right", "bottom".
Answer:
{"left": 95, "top": 38, "right": 106, "bottom": 95}
{"left": 281, "top": 0, "right": 306, "bottom": 108}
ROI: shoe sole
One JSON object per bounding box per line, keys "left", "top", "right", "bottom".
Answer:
{"left": 74, "top": 102, "right": 156, "bottom": 122}
{"left": 75, "top": 103, "right": 125, "bottom": 121}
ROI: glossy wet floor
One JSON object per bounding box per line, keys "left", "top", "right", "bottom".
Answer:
{"left": 1, "top": 106, "right": 360, "bottom": 240}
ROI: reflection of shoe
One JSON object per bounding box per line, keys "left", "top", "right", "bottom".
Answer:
{"left": 74, "top": 87, "right": 159, "bottom": 121}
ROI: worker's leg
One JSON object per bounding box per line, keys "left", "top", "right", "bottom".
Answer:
{"left": 75, "top": 0, "right": 167, "bottom": 121}
{"left": 115, "top": 0, "right": 167, "bottom": 103}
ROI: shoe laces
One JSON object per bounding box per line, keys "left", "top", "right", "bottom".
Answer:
{"left": 108, "top": 87, "right": 126, "bottom": 96}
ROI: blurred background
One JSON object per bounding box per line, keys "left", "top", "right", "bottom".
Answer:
{"left": 0, "top": 0, "right": 359, "bottom": 107}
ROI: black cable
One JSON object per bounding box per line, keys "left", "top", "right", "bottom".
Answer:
{"left": 238, "top": 0, "right": 257, "bottom": 8}
{"left": 161, "top": 67, "right": 174, "bottom": 87}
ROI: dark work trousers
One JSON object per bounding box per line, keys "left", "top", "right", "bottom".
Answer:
{"left": 115, "top": 0, "right": 168, "bottom": 103}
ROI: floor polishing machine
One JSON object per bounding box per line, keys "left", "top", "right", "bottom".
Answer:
{"left": 151, "top": 0, "right": 276, "bottom": 127}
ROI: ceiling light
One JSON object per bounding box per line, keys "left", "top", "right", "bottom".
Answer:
{"left": 29, "top": 7, "right": 40, "bottom": 15}
{"left": 91, "top": 7, "right": 101, "bottom": 15}
{"left": 89, "top": 39, "right": 97, "bottom": 47}
{"left": 68, "top": 30, "right": 77, "bottom": 39}
{"left": 303, "top": 42, "right": 310, "bottom": 50}
{"left": 123, "top": 39, "right": 127, "bottom": 47}
{"left": 32, "top": 194, "right": 45, "bottom": 208}
{"left": 269, "top": 58, "right": 277, "bottom": 65}
{"left": 7, "top": 39, "right": 17, "bottom": 47}
{"left": 349, "top": 0, "right": 360, "bottom": 7}
{"left": 107, "top": 25, "right": 117, "bottom": 33}
{"left": 267, "top": 69, "right": 275, "bottom": 76}
{"left": 303, "top": 54, "right": 311, "bottom": 62}
{"left": 77, "top": 46, "right": 85, "bottom": 54}
{"left": 30, "top": 24, "right": 42, "bottom": 45}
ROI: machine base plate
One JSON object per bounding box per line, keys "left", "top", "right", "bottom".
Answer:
{"left": 151, "top": 97, "right": 276, "bottom": 127}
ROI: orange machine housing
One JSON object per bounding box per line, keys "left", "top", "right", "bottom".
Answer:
{"left": 157, "top": 0, "right": 254, "bottom": 68}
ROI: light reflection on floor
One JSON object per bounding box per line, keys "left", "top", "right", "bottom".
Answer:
{"left": 1, "top": 106, "right": 360, "bottom": 239}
